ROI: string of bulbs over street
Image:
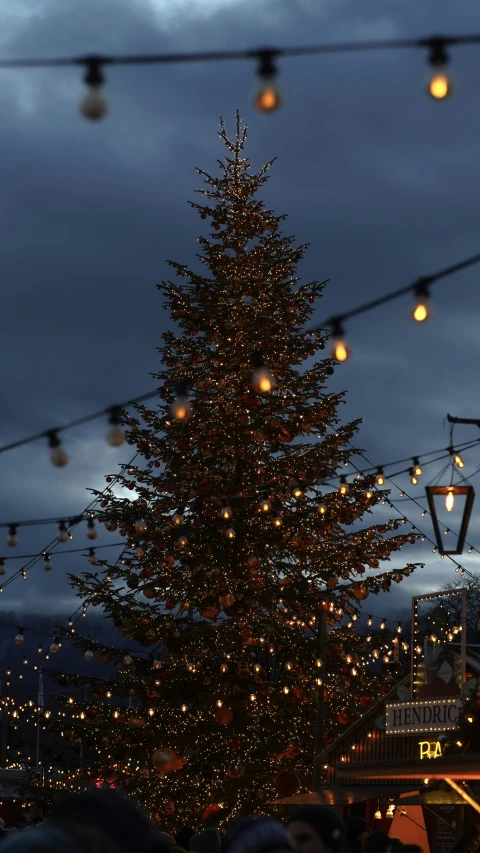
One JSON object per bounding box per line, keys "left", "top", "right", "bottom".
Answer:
{"left": 0, "top": 33, "right": 469, "bottom": 120}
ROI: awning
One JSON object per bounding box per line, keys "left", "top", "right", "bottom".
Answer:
{"left": 335, "top": 752, "right": 480, "bottom": 781}
{"left": 269, "top": 786, "right": 418, "bottom": 806}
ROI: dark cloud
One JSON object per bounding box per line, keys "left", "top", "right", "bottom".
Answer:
{"left": 1, "top": 0, "right": 480, "bottom": 617}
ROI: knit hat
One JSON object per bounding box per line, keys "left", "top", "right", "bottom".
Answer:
{"left": 287, "top": 807, "right": 343, "bottom": 853}
{"left": 225, "top": 817, "right": 294, "bottom": 853}
{"left": 190, "top": 830, "right": 221, "bottom": 853}
{"left": 345, "top": 817, "right": 368, "bottom": 840}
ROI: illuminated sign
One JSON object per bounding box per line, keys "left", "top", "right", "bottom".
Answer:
{"left": 419, "top": 740, "right": 443, "bottom": 759}
{"left": 385, "top": 698, "right": 461, "bottom": 734}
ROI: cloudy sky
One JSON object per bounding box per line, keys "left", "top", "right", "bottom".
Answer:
{"left": 1, "top": 0, "right": 480, "bottom": 627}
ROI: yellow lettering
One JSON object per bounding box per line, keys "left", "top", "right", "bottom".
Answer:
{"left": 419, "top": 741, "right": 431, "bottom": 759}
{"left": 419, "top": 741, "right": 443, "bottom": 759}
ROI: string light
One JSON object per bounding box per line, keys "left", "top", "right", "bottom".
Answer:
{"left": 170, "top": 381, "right": 192, "bottom": 420}
{"left": 106, "top": 406, "right": 124, "bottom": 446}
{"left": 376, "top": 468, "right": 385, "bottom": 486}
{"left": 330, "top": 319, "right": 350, "bottom": 363}
{"left": 412, "top": 281, "right": 431, "bottom": 323}
{"left": 427, "top": 39, "right": 453, "bottom": 100}
{"left": 56, "top": 522, "right": 69, "bottom": 543}
{"left": 252, "top": 351, "right": 275, "bottom": 393}
{"left": 254, "top": 51, "right": 282, "bottom": 113}
{"left": 449, "top": 446, "right": 465, "bottom": 468}
{"left": 413, "top": 457, "right": 422, "bottom": 477}
{"left": 47, "top": 431, "right": 68, "bottom": 467}
{"left": 80, "top": 58, "right": 108, "bottom": 120}
{"left": 7, "top": 525, "right": 17, "bottom": 547}
{"left": 338, "top": 476, "right": 349, "bottom": 495}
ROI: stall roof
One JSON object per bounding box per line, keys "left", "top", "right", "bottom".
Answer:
{"left": 269, "top": 786, "right": 417, "bottom": 806}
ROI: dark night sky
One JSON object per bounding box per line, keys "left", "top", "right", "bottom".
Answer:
{"left": 1, "top": 0, "right": 480, "bottom": 624}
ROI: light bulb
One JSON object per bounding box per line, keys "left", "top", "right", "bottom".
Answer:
{"left": 409, "top": 468, "right": 418, "bottom": 486}
{"left": 0, "top": 560, "right": 5, "bottom": 576}
{"left": 171, "top": 510, "right": 183, "bottom": 526}
{"left": 84, "top": 649, "right": 94, "bottom": 661}
{"left": 220, "top": 663, "right": 228, "bottom": 674}
{"left": 317, "top": 503, "right": 326, "bottom": 515}
{"left": 254, "top": 77, "right": 282, "bottom": 112}
{"left": 445, "top": 489, "right": 455, "bottom": 512}
{"left": 135, "top": 519, "right": 147, "bottom": 534}
{"left": 273, "top": 515, "right": 282, "bottom": 527}
{"left": 413, "top": 458, "right": 422, "bottom": 476}
{"left": 367, "top": 616, "right": 373, "bottom": 627}
{"left": 124, "top": 654, "right": 133, "bottom": 666}
{"left": 88, "top": 548, "right": 99, "bottom": 566}
{"left": 15, "top": 632, "right": 24, "bottom": 645}
{"left": 57, "top": 523, "right": 69, "bottom": 543}
{"left": 43, "top": 555, "right": 53, "bottom": 572}
{"left": 331, "top": 337, "right": 350, "bottom": 363}
{"left": 7, "top": 526, "right": 17, "bottom": 548}
{"left": 379, "top": 620, "right": 386, "bottom": 630}
{"left": 453, "top": 452, "right": 464, "bottom": 469}
{"left": 225, "top": 527, "right": 235, "bottom": 539}
{"left": 252, "top": 350, "right": 275, "bottom": 392}
{"left": 374, "top": 809, "right": 382, "bottom": 820}
{"left": 412, "top": 283, "right": 431, "bottom": 323}
{"left": 106, "top": 406, "right": 124, "bottom": 446}
{"left": 171, "top": 394, "right": 192, "bottom": 420}
{"left": 339, "top": 477, "right": 348, "bottom": 495}
{"left": 283, "top": 685, "right": 290, "bottom": 694}
{"left": 427, "top": 69, "right": 453, "bottom": 100}
{"left": 315, "top": 658, "right": 323, "bottom": 669}
{"left": 254, "top": 53, "right": 282, "bottom": 113}
{"left": 376, "top": 469, "right": 385, "bottom": 486}
{"left": 177, "top": 534, "right": 188, "bottom": 547}
{"left": 249, "top": 693, "right": 256, "bottom": 702}
{"left": 260, "top": 498, "right": 272, "bottom": 512}
{"left": 253, "top": 366, "right": 275, "bottom": 393}
{"left": 50, "top": 642, "right": 59, "bottom": 654}
{"left": 365, "top": 489, "right": 373, "bottom": 499}
{"left": 219, "top": 505, "right": 232, "bottom": 520}
{"left": 216, "top": 700, "right": 223, "bottom": 708}
{"left": 48, "top": 431, "right": 68, "bottom": 467}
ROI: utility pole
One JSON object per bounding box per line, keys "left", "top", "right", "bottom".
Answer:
{"left": 312, "top": 605, "right": 328, "bottom": 790}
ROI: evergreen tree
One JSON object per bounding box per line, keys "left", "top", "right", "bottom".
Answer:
{"left": 47, "top": 114, "right": 421, "bottom": 827}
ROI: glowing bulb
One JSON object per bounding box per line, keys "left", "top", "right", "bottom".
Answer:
{"left": 249, "top": 693, "right": 256, "bottom": 702}
{"left": 181, "top": 704, "right": 188, "bottom": 713}
{"left": 171, "top": 395, "right": 192, "bottom": 420}
{"left": 315, "top": 658, "right": 323, "bottom": 669}
{"left": 220, "top": 663, "right": 228, "bottom": 674}
{"left": 376, "top": 469, "right": 385, "bottom": 486}
{"left": 225, "top": 527, "right": 235, "bottom": 539}
{"left": 171, "top": 510, "right": 183, "bottom": 526}
{"left": 339, "top": 477, "right": 348, "bottom": 495}
{"left": 332, "top": 336, "right": 351, "bottom": 363}
{"left": 219, "top": 505, "right": 232, "bottom": 520}
{"left": 260, "top": 499, "right": 272, "bottom": 512}
{"left": 365, "top": 489, "right": 373, "bottom": 499}
{"left": 413, "top": 458, "right": 422, "bottom": 476}
{"left": 254, "top": 663, "right": 262, "bottom": 674}
{"left": 374, "top": 809, "right": 382, "bottom": 820}
{"left": 254, "top": 79, "right": 282, "bottom": 113}
{"left": 216, "top": 700, "right": 223, "bottom": 708}
{"left": 317, "top": 503, "right": 326, "bottom": 515}
{"left": 273, "top": 515, "right": 282, "bottom": 527}
{"left": 283, "top": 685, "right": 290, "bottom": 694}
{"left": 446, "top": 489, "right": 455, "bottom": 512}
{"left": 409, "top": 469, "right": 418, "bottom": 486}
{"left": 454, "top": 453, "right": 464, "bottom": 469}
{"left": 43, "top": 555, "right": 53, "bottom": 572}
{"left": 253, "top": 367, "right": 275, "bottom": 393}
{"left": 428, "top": 70, "right": 452, "bottom": 100}
{"left": 48, "top": 432, "right": 68, "bottom": 467}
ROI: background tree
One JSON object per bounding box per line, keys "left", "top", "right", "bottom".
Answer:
{"left": 44, "top": 113, "right": 421, "bottom": 828}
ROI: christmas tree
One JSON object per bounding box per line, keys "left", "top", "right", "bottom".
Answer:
{"left": 47, "top": 113, "right": 421, "bottom": 827}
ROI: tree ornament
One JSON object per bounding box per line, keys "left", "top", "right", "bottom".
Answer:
{"left": 214, "top": 706, "right": 233, "bottom": 725}
{"left": 274, "top": 771, "right": 301, "bottom": 797}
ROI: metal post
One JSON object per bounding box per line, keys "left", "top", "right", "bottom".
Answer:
{"left": 1, "top": 702, "right": 9, "bottom": 769}
{"left": 313, "top": 607, "right": 328, "bottom": 790}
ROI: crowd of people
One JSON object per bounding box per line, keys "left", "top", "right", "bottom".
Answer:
{"left": 0, "top": 790, "right": 477, "bottom": 853}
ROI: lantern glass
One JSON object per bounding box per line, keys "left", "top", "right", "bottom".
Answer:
{"left": 425, "top": 485, "right": 474, "bottom": 555}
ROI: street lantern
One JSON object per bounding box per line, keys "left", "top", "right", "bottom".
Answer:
{"left": 425, "top": 484, "right": 475, "bottom": 555}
